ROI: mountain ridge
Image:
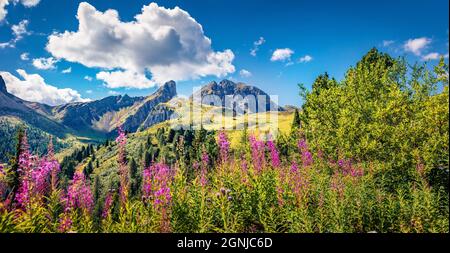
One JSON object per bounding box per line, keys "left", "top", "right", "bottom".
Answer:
{"left": 191, "top": 79, "right": 284, "bottom": 112}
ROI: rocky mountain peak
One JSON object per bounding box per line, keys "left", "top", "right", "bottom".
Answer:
{"left": 191, "top": 79, "right": 283, "bottom": 112}
{"left": 0, "top": 75, "right": 7, "bottom": 94}
{"left": 156, "top": 80, "right": 177, "bottom": 98}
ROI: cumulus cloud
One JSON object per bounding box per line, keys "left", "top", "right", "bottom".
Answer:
{"left": 20, "top": 52, "right": 29, "bottom": 60}
{"left": 61, "top": 67, "right": 72, "bottom": 74}
{"left": 298, "top": 55, "right": 313, "bottom": 63}
{"left": 32, "top": 57, "right": 58, "bottom": 70}
{"left": 0, "top": 0, "right": 40, "bottom": 22}
{"left": 84, "top": 75, "right": 93, "bottom": 81}
{"left": 404, "top": 37, "right": 432, "bottom": 56}
{"left": 20, "top": 0, "right": 40, "bottom": 7}
{"left": 0, "top": 19, "right": 29, "bottom": 48}
{"left": 250, "top": 37, "right": 265, "bottom": 56}
{"left": 0, "top": 0, "right": 8, "bottom": 21}
{"left": 86, "top": 89, "right": 93, "bottom": 94}
{"left": 96, "top": 70, "right": 154, "bottom": 89}
{"left": 45, "top": 2, "right": 235, "bottom": 89}
{"left": 239, "top": 69, "right": 252, "bottom": 78}
{"left": 12, "top": 19, "right": 29, "bottom": 38}
{"left": 271, "top": 48, "right": 294, "bottom": 62}
{"left": 422, "top": 52, "right": 448, "bottom": 61}
{"left": 0, "top": 69, "right": 89, "bottom": 105}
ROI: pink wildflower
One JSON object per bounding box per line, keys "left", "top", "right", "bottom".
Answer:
{"left": 267, "top": 139, "right": 281, "bottom": 168}
{"left": 218, "top": 131, "right": 230, "bottom": 163}
{"left": 102, "top": 192, "right": 114, "bottom": 218}
{"left": 298, "top": 139, "right": 313, "bottom": 167}
{"left": 249, "top": 135, "right": 266, "bottom": 173}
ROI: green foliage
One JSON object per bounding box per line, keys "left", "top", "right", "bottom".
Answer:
{"left": 299, "top": 48, "right": 449, "bottom": 190}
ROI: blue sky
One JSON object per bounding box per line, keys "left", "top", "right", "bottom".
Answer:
{"left": 0, "top": 0, "right": 448, "bottom": 106}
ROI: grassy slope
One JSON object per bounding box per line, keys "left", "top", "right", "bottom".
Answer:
{"left": 80, "top": 109, "right": 293, "bottom": 183}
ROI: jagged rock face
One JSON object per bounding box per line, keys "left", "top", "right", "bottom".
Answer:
{"left": 140, "top": 104, "right": 175, "bottom": 130}
{"left": 0, "top": 75, "right": 70, "bottom": 138}
{"left": 53, "top": 95, "right": 145, "bottom": 132}
{"left": 192, "top": 79, "right": 283, "bottom": 112}
{"left": 0, "top": 76, "right": 7, "bottom": 94}
{"left": 121, "top": 80, "right": 177, "bottom": 132}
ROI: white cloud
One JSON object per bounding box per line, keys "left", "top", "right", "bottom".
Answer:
{"left": 0, "top": 0, "right": 10, "bottom": 21}
{"left": 404, "top": 37, "right": 432, "bottom": 56}
{"left": 0, "top": 42, "right": 10, "bottom": 48}
{"left": 96, "top": 70, "right": 155, "bottom": 89}
{"left": 0, "top": 69, "right": 89, "bottom": 105}
{"left": 32, "top": 57, "right": 58, "bottom": 70}
{"left": 0, "top": 0, "right": 40, "bottom": 22}
{"left": 19, "top": 0, "right": 40, "bottom": 7}
{"left": 422, "top": 52, "right": 447, "bottom": 61}
{"left": 61, "top": 67, "right": 72, "bottom": 74}
{"left": 271, "top": 48, "right": 294, "bottom": 62}
{"left": 382, "top": 40, "right": 395, "bottom": 47}
{"left": 20, "top": 52, "right": 29, "bottom": 60}
{"left": 86, "top": 89, "right": 93, "bottom": 94}
{"left": 46, "top": 2, "right": 235, "bottom": 88}
{"left": 250, "top": 37, "right": 265, "bottom": 56}
{"left": 0, "top": 19, "right": 29, "bottom": 48}
{"left": 298, "top": 55, "right": 313, "bottom": 63}
{"left": 239, "top": 69, "right": 252, "bottom": 78}
{"left": 12, "top": 19, "right": 29, "bottom": 38}
{"left": 84, "top": 75, "right": 93, "bottom": 81}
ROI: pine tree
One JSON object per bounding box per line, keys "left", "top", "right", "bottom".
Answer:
{"left": 86, "top": 160, "right": 94, "bottom": 175}
{"left": 7, "top": 127, "right": 24, "bottom": 199}
{"left": 128, "top": 158, "right": 138, "bottom": 197}
{"left": 292, "top": 109, "right": 301, "bottom": 129}
{"left": 144, "top": 150, "right": 151, "bottom": 168}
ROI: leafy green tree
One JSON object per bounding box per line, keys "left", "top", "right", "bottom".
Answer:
{"left": 299, "top": 48, "right": 449, "bottom": 189}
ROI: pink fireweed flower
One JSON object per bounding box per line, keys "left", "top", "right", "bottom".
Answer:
{"left": 58, "top": 213, "right": 73, "bottom": 232}
{"left": 338, "top": 158, "right": 363, "bottom": 178}
{"left": 15, "top": 132, "right": 34, "bottom": 209}
{"left": 62, "top": 171, "right": 94, "bottom": 214}
{"left": 192, "top": 161, "right": 199, "bottom": 171}
{"left": 142, "top": 163, "right": 173, "bottom": 207}
{"left": 218, "top": 131, "right": 230, "bottom": 163}
{"left": 249, "top": 135, "right": 266, "bottom": 173}
{"left": 45, "top": 138, "right": 60, "bottom": 191}
{"left": 298, "top": 139, "right": 313, "bottom": 167}
{"left": 240, "top": 159, "right": 249, "bottom": 184}
{"left": 267, "top": 139, "right": 281, "bottom": 168}
{"left": 116, "top": 126, "right": 129, "bottom": 205}
{"left": 32, "top": 158, "right": 59, "bottom": 196}
{"left": 15, "top": 179, "right": 30, "bottom": 209}
{"left": 154, "top": 187, "right": 171, "bottom": 206}
{"left": 142, "top": 162, "right": 173, "bottom": 232}
{"left": 102, "top": 192, "right": 114, "bottom": 219}
{"left": 142, "top": 166, "right": 153, "bottom": 200}
{"left": 289, "top": 161, "right": 310, "bottom": 201}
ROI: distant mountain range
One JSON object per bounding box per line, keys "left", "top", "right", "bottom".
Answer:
{"left": 0, "top": 75, "right": 284, "bottom": 142}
